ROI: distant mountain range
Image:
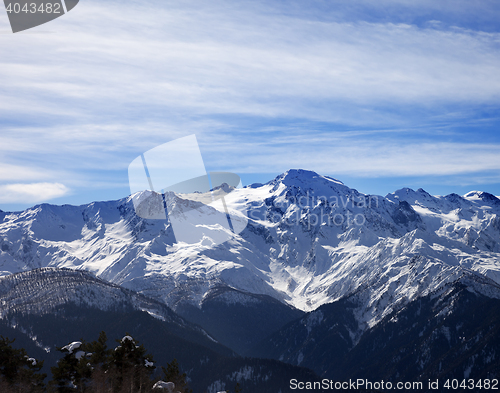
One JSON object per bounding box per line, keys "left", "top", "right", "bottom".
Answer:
{"left": 1, "top": 169, "right": 500, "bottom": 391}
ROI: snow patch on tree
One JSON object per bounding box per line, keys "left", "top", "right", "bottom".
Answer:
{"left": 61, "top": 341, "right": 81, "bottom": 354}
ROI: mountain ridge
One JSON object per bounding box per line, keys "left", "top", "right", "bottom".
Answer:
{"left": 1, "top": 169, "right": 499, "bottom": 332}
{"left": 249, "top": 275, "right": 500, "bottom": 388}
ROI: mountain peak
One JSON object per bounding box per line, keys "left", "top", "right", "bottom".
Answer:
{"left": 386, "top": 187, "right": 415, "bottom": 200}
{"left": 387, "top": 186, "right": 434, "bottom": 198}
{"left": 270, "top": 169, "right": 345, "bottom": 188}
{"left": 464, "top": 190, "right": 500, "bottom": 203}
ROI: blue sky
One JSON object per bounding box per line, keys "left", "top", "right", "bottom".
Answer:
{"left": 1, "top": 0, "right": 500, "bottom": 211}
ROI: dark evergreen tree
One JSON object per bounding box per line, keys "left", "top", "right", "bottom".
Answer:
{"left": 2, "top": 330, "right": 195, "bottom": 393}
{"left": 86, "top": 331, "right": 109, "bottom": 369}
{"left": 49, "top": 340, "right": 91, "bottom": 393}
{"left": 85, "top": 331, "right": 112, "bottom": 392}
{"left": 109, "top": 334, "right": 155, "bottom": 393}
{"left": 0, "top": 335, "right": 46, "bottom": 392}
{"left": 161, "top": 358, "right": 192, "bottom": 393}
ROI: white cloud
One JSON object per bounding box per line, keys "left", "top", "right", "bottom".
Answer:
{"left": 0, "top": 164, "right": 57, "bottom": 182}
{"left": 201, "top": 134, "right": 500, "bottom": 179}
{"left": 0, "top": 0, "right": 499, "bottom": 198}
{"left": 0, "top": 183, "right": 70, "bottom": 204}
{"left": 0, "top": 0, "right": 499, "bottom": 125}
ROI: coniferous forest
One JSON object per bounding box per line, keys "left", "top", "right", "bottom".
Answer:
{"left": 0, "top": 332, "right": 199, "bottom": 393}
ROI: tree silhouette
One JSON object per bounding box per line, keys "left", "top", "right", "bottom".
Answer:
{"left": 108, "top": 334, "right": 155, "bottom": 393}
{"left": 161, "top": 358, "right": 192, "bottom": 393}
{"left": 0, "top": 335, "right": 45, "bottom": 392}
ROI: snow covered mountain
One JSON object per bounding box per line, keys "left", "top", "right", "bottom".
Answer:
{"left": 250, "top": 274, "right": 500, "bottom": 383}
{"left": 0, "top": 267, "right": 230, "bottom": 355}
{"left": 0, "top": 268, "right": 331, "bottom": 393}
{"left": 1, "top": 169, "right": 500, "bottom": 336}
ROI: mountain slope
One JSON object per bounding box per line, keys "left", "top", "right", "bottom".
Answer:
{"left": 250, "top": 273, "right": 500, "bottom": 389}
{"left": 0, "top": 268, "right": 231, "bottom": 356}
{"left": 175, "top": 286, "right": 304, "bottom": 355}
{"left": 0, "top": 268, "right": 329, "bottom": 393}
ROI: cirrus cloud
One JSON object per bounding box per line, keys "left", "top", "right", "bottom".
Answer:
{"left": 1, "top": 0, "right": 500, "bottom": 206}
{"left": 0, "top": 183, "right": 70, "bottom": 204}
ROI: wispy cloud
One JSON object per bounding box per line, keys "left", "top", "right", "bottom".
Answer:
{"left": 0, "top": 164, "right": 56, "bottom": 182}
{"left": 1, "top": 1, "right": 499, "bottom": 123}
{"left": 0, "top": 0, "right": 500, "bottom": 205}
{"left": 200, "top": 131, "right": 500, "bottom": 178}
{"left": 0, "top": 183, "right": 69, "bottom": 204}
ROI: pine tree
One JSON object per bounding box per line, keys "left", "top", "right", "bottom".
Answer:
{"left": 49, "top": 332, "right": 157, "bottom": 393}
{"left": 161, "top": 358, "right": 192, "bottom": 393}
{"left": 109, "top": 334, "right": 155, "bottom": 393}
{"left": 49, "top": 340, "right": 91, "bottom": 393}
{"left": 0, "top": 335, "right": 46, "bottom": 392}
{"left": 82, "top": 331, "right": 111, "bottom": 393}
